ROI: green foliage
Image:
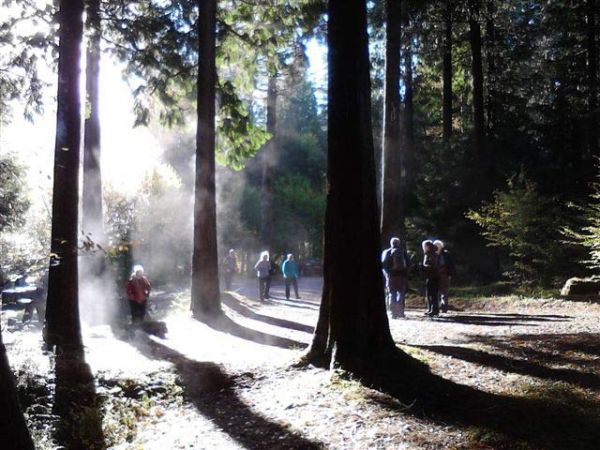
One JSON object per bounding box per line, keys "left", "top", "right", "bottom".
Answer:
{"left": 466, "top": 173, "right": 568, "bottom": 284}
{"left": 563, "top": 175, "right": 600, "bottom": 272}
{"left": 0, "top": 156, "right": 30, "bottom": 231}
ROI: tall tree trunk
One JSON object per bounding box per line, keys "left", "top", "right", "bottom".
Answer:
{"left": 469, "top": 0, "right": 487, "bottom": 174}
{"left": 260, "top": 74, "right": 277, "bottom": 249}
{"left": 0, "top": 328, "right": 35, "bottom": 450}
{"left": 191, "top": 0, "right": 221, "bottom": 319}
{"left": 82, "top": 0, "right": 103, "bottom": 244}
{"left": 381, "top": 0, "right": 404, "bottom": 243}
{"left": 305, "top": 0, "right": 395, "bottom": 371}
{"left": 485, "top": 0, "right": 496, "bottom": 135}
{"left": 442, "top": 0, "right": 453, "bottom": 142}
{"left": 588, "top": 0, "right": 598, "bottom": 161}
{"left": 403, "top": 6, "right": 415, "bottom": 194}
{"left": 45, "top": 0, "right": 85, "bottom": 349}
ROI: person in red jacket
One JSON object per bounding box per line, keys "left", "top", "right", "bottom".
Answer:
{"left": 126, "top": 265, "right": 151, "bottom": 324}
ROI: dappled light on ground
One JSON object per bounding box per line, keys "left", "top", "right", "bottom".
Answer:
{"left": 4, "top": 281, "right": 600, "bottom": 449}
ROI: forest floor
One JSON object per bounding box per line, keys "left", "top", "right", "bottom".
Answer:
{"left": 3, "top": 276, "right": 600, "bottom": 450}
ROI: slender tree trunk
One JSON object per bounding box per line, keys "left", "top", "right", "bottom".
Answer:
{"left": 0, "top": 328, "right": 35, "bottom": 450}
{"left": 305, "top": 0, "right": 395, "bottom": 371}
{"left": 45, "top": 0, "right": 84, "bottom": 349}
{"left": 260, "top": 74, "right": 277, "bottom": 249}
{"left": 485, "top": 0, "right": 496, "bottom": 135}
{"left": 381, "top": 0, "right": 404, "bottom": 242}
{"left": 442, "top": 0, "right": 453, "bottom": 142}
{"left": 403, "top": 7, "right": 415, "bottom": 194}
{"left": 469, "top": 0, "right": 486, "bottom": 172}
{"left": 82, "top": 0, "right": 103, "bottom": 244}
{"left": 588, "top": 0, "right": 598, "bottom": 160}
{"left": 191, "top": 0, "right": 221, "bottom": 319}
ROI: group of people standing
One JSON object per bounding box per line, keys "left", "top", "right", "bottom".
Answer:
{"left": 381, "top": 237, "right": 454, "bottom": 319}
{"left": 223, "top": 249, "right": 301, "bottom": 302}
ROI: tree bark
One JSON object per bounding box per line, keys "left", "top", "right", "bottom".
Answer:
{"left": 305, "top": 0, "right": 396, "bottom": 371}
{"left": 402, "top": 6, "right": 415, "bottom": 194}
{"left": 82, "top": 0, "right": 103, "bottom": 244}
{"left": 381, "top": 0, "right": 404, "bottom": 243}
{"left": 0, "top": 328, "right": 35, "bottom": 450}
{"left": 45, "top": 0, "right": 85, "bottom": 349}
{"left": 442, "top": 0, "right": 453, "bottom": 142}
{"left": 485, "top": 0, "right": 496, "bottom": 135}
{"left": 588, "top": 0, "right": 598, "bottom": 160}
{"left": 469, "top": 0, "right": 487, "bottom": 172}
{"left": 191, "top": 0, "right": 221, "bottom": 319}
{"left": 260, "top": 74, "right": 277, "bottom": 249}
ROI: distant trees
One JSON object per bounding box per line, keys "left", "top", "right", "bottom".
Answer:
{"left": 305, "top": 0, "right": 395, "bottom": 370}
{"left": 44, "top": 0, "right": 85, "bottom": 349}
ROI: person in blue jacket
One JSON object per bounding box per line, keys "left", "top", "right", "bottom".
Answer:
{"left": 281, "top": 253, "right": 300, "bottom": 300}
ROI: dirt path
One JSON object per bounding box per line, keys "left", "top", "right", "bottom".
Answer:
{"left": 4, "top": 277, "right": 600, "bottom": 449}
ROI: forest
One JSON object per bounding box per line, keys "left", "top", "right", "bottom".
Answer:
{"left": 1, "top": 0, "right": 600, "bottom": 449}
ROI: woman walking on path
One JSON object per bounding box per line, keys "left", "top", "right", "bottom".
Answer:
{"left": 126, "top": 265, "right": 151, "bottom": 324}
{"left": 254, "top": 251, "right": 272, "bottom": 302}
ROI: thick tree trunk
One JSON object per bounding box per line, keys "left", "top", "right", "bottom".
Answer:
{"left": 82, "top": 0, "right": 103, "bottom": 244}
{"left": 45, "top": 0, "right": 84, "bottom": 349}
{"left": 588, "top": 0, "right": 598, "bottom": 160}
{"left": 0, "top": 328, "right": 35, "bottom": 449}
{"left": 191, "top": 0, "right": 221, "bottom": 319}
{"left": 305, "top": 0, "right": 396, "bottom": 371}
{"left": 381, "top": 0, "right": 404, "bottom": 243}
{"left": 260, "top": 74, "right": 277, "bottom": 249}
{"left": 442, "top": 0, "right": 453, "bottom": 142}
{"left": 469, "top": 0, "right": 487, "bottom": 172}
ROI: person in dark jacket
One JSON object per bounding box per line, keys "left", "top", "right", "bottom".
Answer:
{"left": 434, "top": 240, "right": 454, "bottom": 313}
{"left": 381, "top": 237, "right": 410, "bottom": 319}
{"left": 126, "top": 265, "right": 151, "bottom": 324}
{"left": 422, "top": 240, "right": 440, "bottom": 317}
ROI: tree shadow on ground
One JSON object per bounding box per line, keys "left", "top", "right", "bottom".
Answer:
{"left": 431, "top": 312, "right": 570, "bottom": 327}
{"left": 409, "top": 343, "right": 600, "bottom": 390}
{"left": 222, "top": 293, "right": 315, "bottom": 334}
{"left": 129, "top": 333, "right": 325, "bottom": 450}
{"left": 467, "top": 332, "right": 600, "bottom": 370}
{"left": 265, "top": 297, "right": 321, "bottom": 310}
{"left": 54, "top": 348, "right": 106, "bottom": 450}
{"left": 204, "top": 313, "right": 308, "bottom": 349}
{"left": 360, "top": 350, "right": 600, "bottom": 450}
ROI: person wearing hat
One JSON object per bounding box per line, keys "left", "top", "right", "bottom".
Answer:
{"left": 434, "top": 240, "right": 454, "bottom": 313}
{"left": 422, "top": 240, "right": 440, "bottom": 317}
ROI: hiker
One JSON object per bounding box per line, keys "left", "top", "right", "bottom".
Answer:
{"left": 125, "top": 265, "right": 151, "bottom": 324}
{"left": 422, "top": 240, "right": 440, "bottom": 317}
{"left": 434, "top": 239, "right": 454, "bottom": 313}
{"left": 223, "top": 248, "right": 238, "bottom": 290}
{"left": 381, "top": 237, "right": 410, "bottom": 319}
{"left": 282, "top": 253, "right": 300, "bottom": 300}
{"left": 254, "top": 251, "right": 272, "bottom": 301}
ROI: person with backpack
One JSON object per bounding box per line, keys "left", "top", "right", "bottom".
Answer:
{"left": 422, "top": 240, "right": 440, "bottom": 317}
{"left": 434, "top": 240, "right": 454, "bottom": 313}
{"left": 381, "top": 237, "right": 410, "bottom": 319}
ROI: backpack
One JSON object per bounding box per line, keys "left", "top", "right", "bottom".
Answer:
{"left": 389, "top": 248, "right": 408, "bottom": 275}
